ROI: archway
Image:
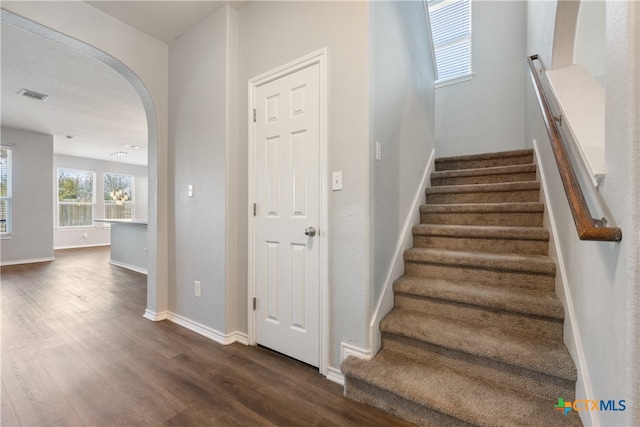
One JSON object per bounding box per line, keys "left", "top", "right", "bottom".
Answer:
{"left": 0, "top": 9, "right": 161, "bottom": 316}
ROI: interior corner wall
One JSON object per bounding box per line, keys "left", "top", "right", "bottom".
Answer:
{"left": 369, "top": 2, "right": 436, "bottom": 309}
{"left": 435, "top": 0, "right": 527, "bottom": 158}
{"left": 0, "top": 127, "right": 53, "bottom": 265}
{"left": 526, "top": 1, "right": 640, "bottom": 425}
{"left": 224, "top": 6, "right": 240, "bottom": 337}
{"left": 238, "top": 1, "right": 370, "bottom": 368}
{"left": 168, "top": 6, "right": 231, "bottom": 332}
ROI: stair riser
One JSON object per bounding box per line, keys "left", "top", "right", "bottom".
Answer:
{"left": 435, "top": 155, "right": 533, "bottom": 172}
{"left": 394, "top": 294, "right": 563, "bottom": 341}
{"left": 382, "top": 335, "right": 576, "bottom": 402}
{"left": 426, "top": 190, "right": 539, "bottom": 204}
{"left": 412, "top": 235, "right": 549, "bottom": 255}
{"left": 431, "top": 172, "right": 537, "bottom": 186}
{"left": 344, "top": 377, "right": 471, "bottom": 427}
{"left": 404, "top": 262, "right": 555, "bottom": 291}
{"left": 421, "top": 211, "right": 543, "bottom": 227}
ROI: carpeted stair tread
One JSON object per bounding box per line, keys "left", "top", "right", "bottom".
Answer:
{"left": 412, "top": 224, "right": 550, "bottom": 255}
{"left": 381, "top": 308, "right": 577, "bottom": 381}
{"left": 425, "top": 181, "right": 540, "bottom": 204}
{"left": 381, "top": 334, "right": 576, "bottom": 402}
{"left": 431, "top": 163, "right": 537, "bottom": 180}
{"left": 393, "top": 275, "right": 564, "bottom": 319}
{"left": 342, "top": 350, "right": 581, "bottom": 427}
{"left": 425, "top": 180, "right": 540, "bottom": 195}
{"left": 404, "top": 247, "right": 556, "bottom": 276}
{"left": 412, "top": 224, "right": 549, "bottom": 241}
{"left": 420, "top": 202, "right": 544, "bottom": 214}
{"left": 435, "top": 149, "right": 534, "bottom": 171}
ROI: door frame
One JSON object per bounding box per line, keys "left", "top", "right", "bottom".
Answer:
{"left": 247, "top": 48, "right": 329, "bottom": 375}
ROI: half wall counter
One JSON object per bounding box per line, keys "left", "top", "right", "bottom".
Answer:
{"left": 95, "top": 219, "right": 147, "bottom": 275}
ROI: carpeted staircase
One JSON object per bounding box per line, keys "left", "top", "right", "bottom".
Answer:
{"left": 342, "top": 149, "right": 582, "bottom": 426}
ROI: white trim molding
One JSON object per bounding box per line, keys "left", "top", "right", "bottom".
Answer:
{"left": 142, "top": 310, "right": 249, "bottom": 346}
{"left": 326, "top": 341, "right": 374, "bottom": 385}
{"left": 143, "top": 309, "right": 168, "bottom": 321}
{"left": 109, "top": 260, "right": 148, "bottom": 275}
{"left": 166, "top": 312, "right": 248, "bottom": 346}
{"left": 370, "top": 149, "right": 436, "bottom": 355}
{"left": 0, "top": 257, "right": 55, "bottom": 267}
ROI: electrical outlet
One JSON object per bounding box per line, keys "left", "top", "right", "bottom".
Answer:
{"left": 194, "top": 280, "right": 201, "bottom": 297}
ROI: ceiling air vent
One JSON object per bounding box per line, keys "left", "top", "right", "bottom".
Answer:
{"left": 18, "top": 88, "right": 49, "bottom": 102}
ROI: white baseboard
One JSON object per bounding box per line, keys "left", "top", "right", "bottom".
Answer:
{"left": 1, "top": 256, "right": 55, "bottom": 266}
{"left": 326, "top": 367, "right": 345, "bottom": 385}
{"left": 54, "top": 243, "right": 110, "bottom": 250}
{"left": 369, "top": 148, "right": 436, "bottom": 355}
{"left": 143, "top": 309, "right": 168, "bottom": 321}
{"left": 164, "top": 312, "right": 247, "bottom": 346}
{"left": 533, "top": 140, "right": 594, "bottom": 426}
{"left": 326, "top": 341, "right": 374, "bottom": 386}
{"left": 109, "top": 259, "right": 148, "bottom": 275}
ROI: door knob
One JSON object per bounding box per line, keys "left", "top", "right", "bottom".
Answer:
{"left": 304, "top": 226, "right": 316, "bottom": 237}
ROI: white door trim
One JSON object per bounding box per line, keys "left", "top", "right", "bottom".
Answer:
{"left": 248, "top": 48, "right": 329, "bottom": 376}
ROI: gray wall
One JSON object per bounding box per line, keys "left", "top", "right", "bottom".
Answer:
{"left": 53, "top": 154, "right": 148, "bottom": 249}
{"left": 435, "top": 1, "right": 527, "bottom": 157}
{"left": 168, "top": 6, "right": 233, "bottom": 331}
{"left": 525, "top": 1, "right": 640, "bottom": 425}
{"left": 369, "top": 2, "right": 436, "bottom": 309}
{"left": 0, "top": 127, "right": 53, "bottom": 264}
{"left": 238, "top": 1, "right": 370, "bottom": 366}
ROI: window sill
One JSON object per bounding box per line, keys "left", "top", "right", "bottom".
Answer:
{"left": 435, "top": 72, "right": 475, "bottom": 88}
{"left": 0, "top": 234, "right": 13, "bottom": 240}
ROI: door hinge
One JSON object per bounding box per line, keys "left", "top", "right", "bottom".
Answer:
{"left": 253, "top": 108, "right": 256, "bottom": 123}
{"left": 253, "top": 297, "right": 257, "bottom": 310}
{"left": 253, "top": 203, "right": 257, "bottom": 216}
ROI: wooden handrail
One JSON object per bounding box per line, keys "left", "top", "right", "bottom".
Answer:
{"left": 527, "top": 54, "right": 622, "bottom": 242}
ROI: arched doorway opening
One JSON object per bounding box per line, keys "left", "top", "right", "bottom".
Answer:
{"left": 0, "top": 9, "right": 161, "bottom": 316}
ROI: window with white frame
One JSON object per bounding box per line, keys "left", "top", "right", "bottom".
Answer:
{"left": 428, "top": 0, "right": 473, "bottom": 85}
{"left": 0, "top": 147, "right": 12, "bottom": 234}
{"left": 103, "top": 173, "right": 134, "bottom": 220}
{"left": 57, "top": 168, "right": 95, "bottom": 227}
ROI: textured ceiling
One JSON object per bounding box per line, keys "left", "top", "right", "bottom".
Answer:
{"left": 1, "top": 1, "right": 251, "bottom": 166}
{"left": 1, "top": 21, "right": 148, "bottom": 165}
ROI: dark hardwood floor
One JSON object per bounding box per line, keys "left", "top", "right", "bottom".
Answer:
{"left": 1, "top": 247, "right": 411, "bottom": 426}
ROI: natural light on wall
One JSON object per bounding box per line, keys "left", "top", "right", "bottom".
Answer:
{"left": 427, "top": 0, "right": 473, "bottom": 87}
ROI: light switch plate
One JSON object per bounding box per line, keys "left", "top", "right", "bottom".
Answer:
{"left": 332, "top": 171, "right": 343, "bottom": 191}
{"left": 188, "top": 184, "right": 193, "bottom": 197}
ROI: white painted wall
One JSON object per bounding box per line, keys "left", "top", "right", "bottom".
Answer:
{"left": 168, "top": 6, "right": 234, "bottom": 332}
{"left": 1, "top": 1, "right": 169, "bottom": 318}
{"left": 53, "top": 154, "right": 148, "bottom": 249}
{"left": 238, "top": 1, "right": 370, "bottom": 367}
{"left": 526, "top": 1, "right": 640, "bottom": 425}
{"left": 369, "top": 2, "right": 436, "bottom": 314}
{"left": 435, "top": 0, "right": 527, "bottom": 157}
{"left": 0, "top": 127, "right": 53, "bottom": 265}
{"left": 574, "top": 0, "right": 606, "bottom": 86}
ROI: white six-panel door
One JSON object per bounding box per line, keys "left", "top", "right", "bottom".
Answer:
{"left": 252, "top": 62, "right": 321, "bottom": 367}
